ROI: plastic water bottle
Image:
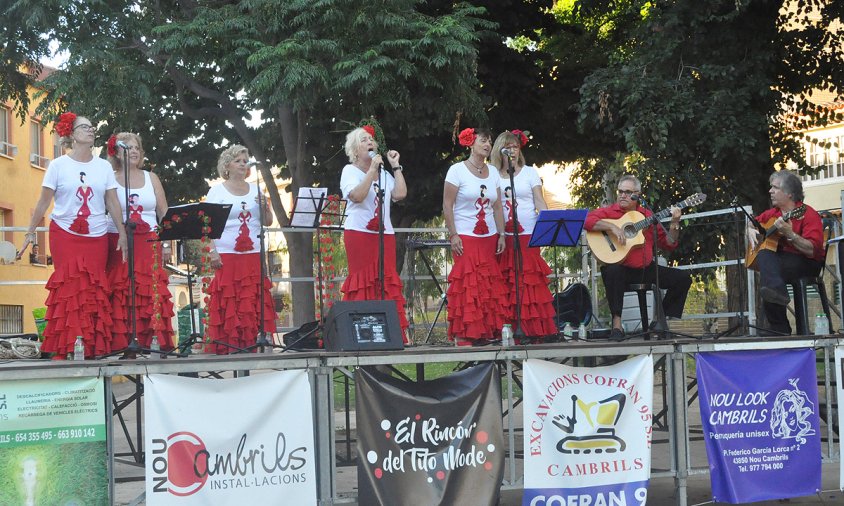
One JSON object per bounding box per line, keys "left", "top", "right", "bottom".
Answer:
{"left": 562, "top": 323, "right": 574, "bottom": 341}
{"left": 501, "top": 324, "right": 514, "bottom": 347}
{"left": 814, "top": 314, "right": 829, "bottom": 335}
{"left": 578, "top": 322, "right": 587, "bottom": 340}
{"left": 150, "top": 336, "right": 161, "bottom": 357}
{"left": 73, "top": 336, "right": 85, "bottom": 361}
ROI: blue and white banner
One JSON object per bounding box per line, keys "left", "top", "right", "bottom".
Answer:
{"left": 697, "top": 349, "right": 821, "bottom": 503}
{"left": 144, "top": 371, "right": 317, "bottom": 505}
{"left": 523, "top": 356, "right": 653, "bottom": 506}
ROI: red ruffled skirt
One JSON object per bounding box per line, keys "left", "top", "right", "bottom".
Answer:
{"left": 206, "top": 253, "right": 277, "bottom": 354}
{"left": 447, "top": 235, "right": 511, "bottom": 344}
{"left": 41, "top": 222, "right": 114, "bottom": 358}
{"left": 107, "top": 232, "right": 175, "bottom": 350}
{"left": 340, "top": 231, "right": 409, "bottom": 341}
{"left": 497, "top": 234, "right": 557, "bottom": 338}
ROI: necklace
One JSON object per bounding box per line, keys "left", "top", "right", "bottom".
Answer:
{"left": 465, "top": 158, "right": 485, "bottom": 175}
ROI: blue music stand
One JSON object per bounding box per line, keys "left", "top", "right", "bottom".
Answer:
{"left": 529, "top": 209, "right": 588, "bottom": 248}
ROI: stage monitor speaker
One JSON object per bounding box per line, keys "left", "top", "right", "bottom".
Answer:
{"left": 324, "top": 300, "right": 404, "bottom": 352}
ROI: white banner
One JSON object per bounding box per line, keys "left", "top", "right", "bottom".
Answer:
{"left": 144, "top": 371, "right": 317, "bottom": 505}
{"left": 523, "top": 356, "right": 654, "bottom": 506}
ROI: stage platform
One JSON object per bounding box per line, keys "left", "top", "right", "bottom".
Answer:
{"left": 1, "top": 334, "right": 842, "bottom": 506}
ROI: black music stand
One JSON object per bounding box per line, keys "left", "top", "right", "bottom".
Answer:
{"left": 530, "top": 209, "right": 588, "bottom": 332}
{"left": 157, "top": 202, "right": 232, "bottom": 354}
{"left": 284, "top": 188, "right": 346, "bottom": 352}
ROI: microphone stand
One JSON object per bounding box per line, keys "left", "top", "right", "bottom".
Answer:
{"left": 505, "top": 155, "right": 525, "bottom": 341}
{"left": 638, "top": 197, "right": 669, "bottom": 339}
{"left": 240, "top": 162, "right": 283, "bottom": 353}
{"left": 377, "top": 158, "right": 386, "bottom": 300}
{"left": 714, "top": 199, "right": 778, "bottom": 338}
{"left": 99, "top": 147, "right": 155, "bottom": 358}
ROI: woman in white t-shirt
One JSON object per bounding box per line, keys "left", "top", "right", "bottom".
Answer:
{"left": 106, "top": 132, "right": 175, "bottom": 351}
{"left": 18, "top": 112, "right": 128, "bottom": 359}
{"left": 442, "top": 127, "right": 510, "bottom": 345}
{"left": 490, "top": 130, "right": 556, "bottom": 341}
{"left": 205, "top": 145, "right": 277, "bottom": 354}
{"left": 339, "top": 126, "right": 409, "bottom": 339}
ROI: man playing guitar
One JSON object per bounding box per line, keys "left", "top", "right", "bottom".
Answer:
{"left": 585, "top": 175, "right": 692, "bottom": 340}
{"left": 747, "top": 170, "right": 824, "bottom": 335}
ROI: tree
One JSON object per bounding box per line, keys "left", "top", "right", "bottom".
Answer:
{"left": 567, "top": 0, "right": 842, "bottom": 323}
{"left": 2, "top": 0, "right": 493, "bottom": 325}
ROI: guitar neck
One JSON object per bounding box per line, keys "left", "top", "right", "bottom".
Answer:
{"left": 633, "top": 201, "right": 690, "bottom": 232}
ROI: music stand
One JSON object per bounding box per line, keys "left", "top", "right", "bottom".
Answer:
{"left": 157, "top": 202, "right": 232, "bottom": 355}
{"left": 530, "top": 209, "right": 588, "bottom": 333}
{"left": 285, "top": 188, "right": 346, "bottom": 352}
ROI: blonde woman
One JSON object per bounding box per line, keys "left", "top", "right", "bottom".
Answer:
{"left": 490, "top": 130, "right": 556, "bottom": 340}
{"left": 106, "top": 132, "right": 174, "bottom": 350}
{"left": 339, "top": 126, "right": 409, "bottom": 339}
{"left": 204, "top": 145, "right": 276, "bottom": 353}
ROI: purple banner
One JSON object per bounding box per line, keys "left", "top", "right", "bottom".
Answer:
{"left": 696, "top": 349, "right": 821, "bottom": 503}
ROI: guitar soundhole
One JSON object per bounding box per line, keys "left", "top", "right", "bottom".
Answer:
{"left": 623, "top": 224, "right": 637, "bottom": 238}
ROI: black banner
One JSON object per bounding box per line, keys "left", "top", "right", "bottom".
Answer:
{"left": 356, "top": 363, "right": 505, "bottom": 505}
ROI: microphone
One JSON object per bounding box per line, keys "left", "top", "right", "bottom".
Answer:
{"left": 247, "top": 161, "right": 259, "bottom": 167}
{"left": 630, "top": 194, "right": 640, "bottom": 201}
{"left": 368, "top": 150, "right": 383, "bottom": 170}
{"left": 500, "top": 147, "right": 513, "bottom": 158}
{"left": 116, "top": 140, "right": 130, "bottom": 149}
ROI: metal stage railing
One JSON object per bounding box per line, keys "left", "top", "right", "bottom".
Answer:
{"left": 0, "top": 336, "right": 840, "bottom": 505}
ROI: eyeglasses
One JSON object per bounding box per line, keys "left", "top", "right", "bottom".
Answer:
{"left": 73, "top": 124, "right": 96, "bottom": 132}
{"left": 617, "top": 189, "right": 640, "bottom": 197}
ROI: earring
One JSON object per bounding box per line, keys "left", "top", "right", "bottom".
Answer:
{"left": 224, "top": 169, "right": 230, "bottom": 178}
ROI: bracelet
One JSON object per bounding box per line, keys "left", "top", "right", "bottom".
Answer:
{"left": 394, "top": 165, "right": 403, "bottom": 172}
{"left": 787, "top": 234, "right": 798, "bottom": 242}
{"left": 449, "top": 232, "right": 458, "bottom": 239}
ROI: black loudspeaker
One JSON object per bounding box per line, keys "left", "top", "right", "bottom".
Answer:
{"left": 324, "top": 300, "right": 404, "bottom": 352}
{"left": 554, "top": 282, "right": 593, "bottom": 326}
{"left": 282, "top": 321, "right": 321, "bottom": 350}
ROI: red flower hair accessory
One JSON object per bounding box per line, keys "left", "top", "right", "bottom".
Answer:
{"left": 362, "top": 125, "right": 376, "bottom": 138}
{"left": 511, "top": 129, "right": 528, "bottom": 147}
{"left": 458, "top": 128, "right": 476, "bottom": 147}
{"left": 107, "top": 135, "right": 118, "bottom": 157}
{"left": 55, "top": 112, "right": 77, "bottom": 137}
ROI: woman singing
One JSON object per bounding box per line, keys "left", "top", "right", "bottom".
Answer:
{"left": 18, "top": 112, "right": 127, "bottom": 358}
{"left": 340, "top": 125, "right": 409, "bottom": 340}
{"left": 443, "top": 127, "right": 510, "bottom": 345}
{"left": 205, "top": 145, "right": 276, "bottom": 353}
{"left": 106, "top": 132, "right": 175, "bottom": 350}
{"left": 490, "top": 130, "right": 556, "bottom": 340}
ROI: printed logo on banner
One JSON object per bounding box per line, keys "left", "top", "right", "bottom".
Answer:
{"left": 144, "top": 371, "right": 317, "bottom": 505}
{"left": 697, "top": 349, "right": 821, "bottom": 504}
{"left": 362, "top": 413, "right": 498, "bottom": 481}
{"left": 523, "top": 357, "right": 653, "bottom": 506}
{"left": 149, "top": 429, "right": 308, "bottom": 496}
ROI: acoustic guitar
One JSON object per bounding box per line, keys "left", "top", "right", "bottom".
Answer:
{"left": 744, "top": 205, "right": 806, "bottom": 270}
{"left": 586, "top": 193, "right": 707, "bottom": 264}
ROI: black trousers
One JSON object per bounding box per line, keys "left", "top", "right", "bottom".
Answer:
{"left": 756, "top": 250, "right": 823, "bottom": 334}
{"left": 600, "top": 262, "right": 692, "bottom": 320}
